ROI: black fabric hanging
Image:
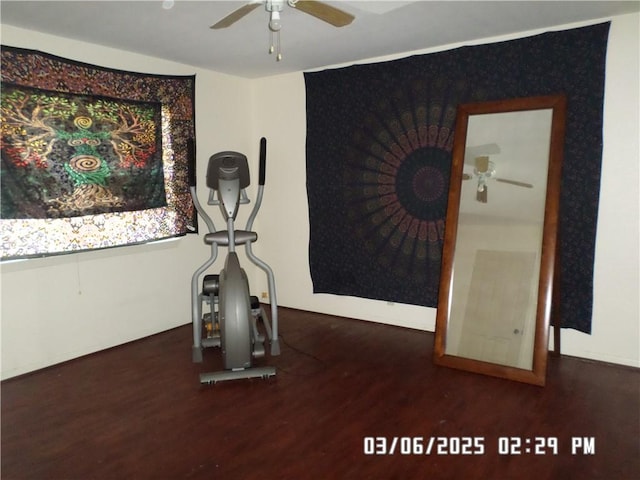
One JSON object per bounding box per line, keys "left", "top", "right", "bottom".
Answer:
{"left": 304, "top": 22, "right": 610, "bottom": 334}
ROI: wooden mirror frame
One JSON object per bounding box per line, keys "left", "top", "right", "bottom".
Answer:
{"left": 433, "top": 95, "right": 567, "bottom": 386}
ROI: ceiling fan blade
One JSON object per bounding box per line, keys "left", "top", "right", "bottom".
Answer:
{"left": 293, "top": 0, "right": 354, "bottom": 27}
{"left": 496, "top": 178, "right": 534, "bottom": 188}
{"left": 210, "top": 2, "right": 262, "bottom": 29}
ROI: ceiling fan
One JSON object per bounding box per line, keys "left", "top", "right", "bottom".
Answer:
{"left": 210, "top": 0, "right": 355, "bottom": 61}
{"left": 463, "top": 155, "right": 533, "bottom": 204}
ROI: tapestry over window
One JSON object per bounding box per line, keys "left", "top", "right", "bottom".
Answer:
{"left": 1, "top": 46, "right": 196, "bottom": 260}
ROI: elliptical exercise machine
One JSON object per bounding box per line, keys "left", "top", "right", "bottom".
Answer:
{"left": 190, "top": 138, "right": 280, "bottom": 384}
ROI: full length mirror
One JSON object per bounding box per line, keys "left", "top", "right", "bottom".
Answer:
{"left": 433, "top": 95, "right": 566, "bottom": 386}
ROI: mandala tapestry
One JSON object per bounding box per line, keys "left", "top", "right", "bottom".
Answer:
{"left": 1, "top": 46, "right": 196, "bottom": 259}
{"left": 305, "top": 22, "right": 610, "bottom": 333}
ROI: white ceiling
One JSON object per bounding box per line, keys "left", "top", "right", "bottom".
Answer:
{"left": 1, "top": 1, "right": 638, "bottom": 79}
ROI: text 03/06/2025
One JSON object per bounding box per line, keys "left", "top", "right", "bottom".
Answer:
{"left": 363, "top": 437, "right": 485, "bottom": 456}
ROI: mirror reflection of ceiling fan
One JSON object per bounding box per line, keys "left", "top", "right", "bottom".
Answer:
{"left": 463, "top": 146, "right": 533, "bottom": 203}
{"left": 210, "top": 0, "right": 355, "bottom": 61}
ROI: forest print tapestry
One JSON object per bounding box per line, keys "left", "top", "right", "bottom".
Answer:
{"left": 1, "top": 84, "right": 166, "bottom": 218}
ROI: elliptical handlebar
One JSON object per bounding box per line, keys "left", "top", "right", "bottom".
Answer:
{"left": 246, "top": 138, "right": 266, "bottom": 232}
{"left": 188, "top": 138, "right": 197, "bottom": 188}
{"left": 258, "top": 137, "right": 267, "bottom": 186}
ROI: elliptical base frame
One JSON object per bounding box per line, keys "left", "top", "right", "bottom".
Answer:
{"left": 200, "top": 366, "right": 276, "bottom": 385}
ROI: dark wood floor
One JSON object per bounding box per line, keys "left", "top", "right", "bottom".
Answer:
{"left": 2, "top": 307, "right": 639, "bottom": 480}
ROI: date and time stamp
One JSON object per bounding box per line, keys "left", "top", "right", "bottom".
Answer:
{"left": 364, "top": 436, "right": 596, "bottom": 456}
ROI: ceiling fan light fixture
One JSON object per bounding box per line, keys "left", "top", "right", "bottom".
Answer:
{"left": 268, "top": 10, "right": 282, "bottom": 31}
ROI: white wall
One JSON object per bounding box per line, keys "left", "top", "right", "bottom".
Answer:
{"left": 249, "top": 13, "right": 640, "bottom": 368}
{"left": 1, "top": 13, "right": 638, "bottom": 379}
{"left": 571, "top": 13, "right": 640, "bottom": 367}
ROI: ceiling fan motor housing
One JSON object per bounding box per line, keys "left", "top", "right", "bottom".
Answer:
{"left": 266, "top": 1, "right": 285, "bottom": 12}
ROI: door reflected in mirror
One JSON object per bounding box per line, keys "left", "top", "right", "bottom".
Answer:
{"left": 433, "top": 95, "right": 567, "bottom": 386}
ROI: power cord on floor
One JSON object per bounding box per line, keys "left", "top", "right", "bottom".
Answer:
{"left": 270, "top": 331, "right": 327, "bottom": 375}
